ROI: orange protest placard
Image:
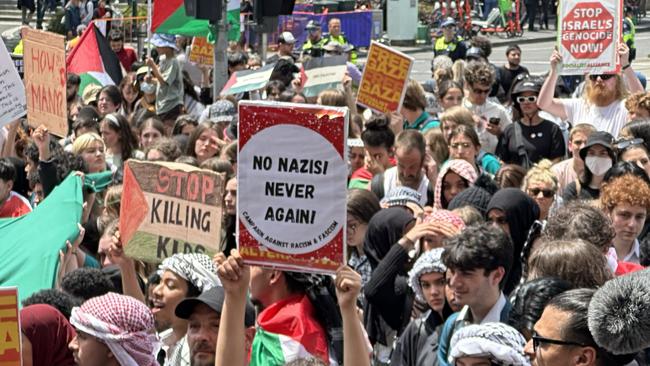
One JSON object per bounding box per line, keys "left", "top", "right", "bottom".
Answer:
{"left": 23, "top": 29, "right": 67, "bottom": 137}
{"left": 0, "top": 287, "right": 21, "bottom": 366}
{"left": 189, "top": 37, "right": 214, "bottom": 66}
{"left": 356, "top": 41, "right": 414, "bottom": 114}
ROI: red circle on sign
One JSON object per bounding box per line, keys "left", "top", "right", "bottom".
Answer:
{"left": 561, "top": 2, "right": 614, "bottom": 59}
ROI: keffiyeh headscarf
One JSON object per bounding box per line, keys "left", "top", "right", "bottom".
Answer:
{"left": 70, "top": 293, "right": 160, "bottom": 366}
{"left": 158, "top": 253, "right": 221, "bottom": 293}
{"left": 408, "top": 248, "right": 447, "bottom": 302}
{"left": 450, "top": 322, "right": 530, "bottom": 366}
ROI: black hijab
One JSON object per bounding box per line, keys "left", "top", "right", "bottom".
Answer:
{"left": 363, "top": 207, "right": 415, "bottom": 270}
{"left": 487, "top": 188, "right": 540, "bottom": 295}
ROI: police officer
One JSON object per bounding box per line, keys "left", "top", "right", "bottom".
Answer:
{"left": 302, "top": 20, "right": 328, "bottom": 58}
{"left": 433, "top": 18, "right": 467, "bottom": 62}
{"left": 324, "top": 18, "right": 357, "bottom": 63}
{"left": 624, "top": 6, "right": 636, "bottom": 63}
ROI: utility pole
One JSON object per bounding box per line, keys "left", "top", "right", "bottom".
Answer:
{"left": 212, "top": 0, "right": 230, "bottom": 102}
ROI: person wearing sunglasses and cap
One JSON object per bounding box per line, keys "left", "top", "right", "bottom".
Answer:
{"left": 538, "top": 43, "right": 644, "bottom": 138}
{"left": 496, "top": 75, "right": 565, "bottom": 169}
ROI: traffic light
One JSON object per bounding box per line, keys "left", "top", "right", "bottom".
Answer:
{"left": 184, "top": 0, "right": 223, "bottom": 22}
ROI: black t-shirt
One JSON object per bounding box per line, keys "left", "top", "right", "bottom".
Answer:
{"left": 497, "top": 65, "right": 530, "bottom": 96}
{"left": 496, "top": 119, "right": 566, "bottom": 166}
{"left": 562, "top": 181, "right": 600, "bottom": 202}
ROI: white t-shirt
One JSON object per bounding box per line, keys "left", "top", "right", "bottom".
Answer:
{"left": 561, "top": 98, "right": 628, "bottom": 137}
{"left": 462, "top": 98, "right": 512, "bottom": 154}
{"left": 382, "top": 167, "right": 430, "bottom": 206}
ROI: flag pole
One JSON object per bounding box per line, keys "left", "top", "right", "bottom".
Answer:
{"left": 213, "top": 0, "right": 229, "bottom": 102}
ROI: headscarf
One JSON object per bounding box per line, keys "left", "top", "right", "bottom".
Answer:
{"left": 423, "top": 209, "right": 466, "bottom": 231}
{"left": 450, "top": 323, "right": 530, "bottom": 366}
{"left": 20, "top": 304, "right": 77, "bottom": 366}
{"left": 69, "top": 293, "right": 160, "bottom": 366}
{"left": 408, "top": 248, "right": 447, "bottom": 302}
{"left": 363, "top": 207, "right": 415, "bottom": 270}
{"left": 486, "top": 188, "right": 540, "bottom": 294}
{"left": 434, "top": 159, "right": 479, "bottom": 209}
{"left": 158, "top": 253, "right": 221, "bottom": 293}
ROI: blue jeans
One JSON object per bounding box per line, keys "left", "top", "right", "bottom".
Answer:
{"left": 483, "top": 0, "right": 497, "bottom": 19}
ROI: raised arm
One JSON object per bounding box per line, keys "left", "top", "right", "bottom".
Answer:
{"left": 215, "top": 250, "right": 250, "bottom": 366}
{"left": 619, "top": 42, "right": 644, "bottom": 94}
{"left": 537, "top": 50, "right": 568, "bottom": 121}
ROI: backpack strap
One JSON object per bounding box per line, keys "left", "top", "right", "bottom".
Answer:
{"left": 513, "top": 122, "right": 532, "bottom": 169}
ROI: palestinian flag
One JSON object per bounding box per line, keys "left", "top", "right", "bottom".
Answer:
{"left": 249, "top": 295, "right": 333, "bottom": 366}
{"left": 66, "top": 24, "right": 123, "bottom": 97}
{"left": 151, "top": 0, "right": 241, "bottom": 41}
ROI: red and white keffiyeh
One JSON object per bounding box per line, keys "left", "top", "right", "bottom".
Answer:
{"left": 70, "top": 293, "right": 160, "bottom": 366}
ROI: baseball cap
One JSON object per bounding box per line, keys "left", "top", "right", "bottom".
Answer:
{"left": 305, "top": 20, "right": 321, "bottom": 30}
{"left": 278, "top": 32, "right": 296, "bottom": 44}
{"left": 82, "top": 83, "right": 102, "bottom": 105}
{"left": 441, "top": 17, "right": 456, "bottom": 28}
{"left": 466, "top": 47, "right": 484, "bottom": 60}
{"left": 150, "top": 33, "right": 178, "bottom": 51}
{"left": 202, "top": 99, "right": 237, "bottom": 124}
{"left": 579, "top": 131, "right": 615, "bottom": 161}
{"left": 175, "top": 286, "right": 256, "bottom": 327}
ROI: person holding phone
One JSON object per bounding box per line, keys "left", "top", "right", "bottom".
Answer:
{"left": 461, "top": 61, "right": 512, "bottom": 154}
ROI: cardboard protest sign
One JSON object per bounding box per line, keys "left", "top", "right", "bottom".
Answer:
{"left": 0, "top": 38, "right": 27, "bottom": 127}
{"left": 189, "top": 37, "right": 214, "bottom": 65}
{"left": 0, "top": 287, "right": 21, "bottom": 366}
{"left": 238, "top": 101, "right": 348, "bottom": 274}
{"left": 23, "top": 29, "right": 67, "bottom": 137}
{"left": 558, "top": 0, "right": 621, "bottom": 75}
{"left": 120, "top": 161, "right": 226, "bottom": 263}
{"left": 302, "top": 56, "right": 348, "bottom": 98}
{"left": 221, "top": 63, "right": 275, "bottom": 96}
{"left": 356, "top": 41, "right": 414, "bottom": 114}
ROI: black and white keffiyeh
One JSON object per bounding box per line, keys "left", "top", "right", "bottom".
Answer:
{"left": 408, "top": 248, "right": 446, "bottom": 302}
{"left": 450, "top": 322, "right": 530, "bottom": 366}
{"left": 158, "top": 253, "right": 221, "bottom": 293}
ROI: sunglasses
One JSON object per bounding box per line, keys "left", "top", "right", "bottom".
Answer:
{"left": 588, "top": 74, "right": 615, "bottom": 81}
{"left": 471, "top": 86, "right": 491, "bottom": 95}
{"left": 528, "top": 188, "right": 555, "bottom": 198}
{"left": 532, "top": 333, "right": 589, "bottom": 353}
{"left": 615, "top": 137, "right": 645, "bottom": 150}
{"left": 516, "top": 95, "right": 537, "bottom": 103}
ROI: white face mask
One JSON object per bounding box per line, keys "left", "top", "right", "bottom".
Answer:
{"left": 140, "top": 82, "right": 156, "bottom": 95}
{"left": 585, "top": 156, "right": 612, "bottom": 176}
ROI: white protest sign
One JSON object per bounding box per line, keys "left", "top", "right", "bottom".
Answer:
{"left": 237, "top": 101, "right": 348, "bottom": 274}
{"left": 0, "top": 39, "right": 27, "bottom": 127}
{"left": 558, "top": 0, "right": 621, "bottom": 75}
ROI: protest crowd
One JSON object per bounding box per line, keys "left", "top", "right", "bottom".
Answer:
{"left": 3, "top": 0, "right": 650, "bottom": 366}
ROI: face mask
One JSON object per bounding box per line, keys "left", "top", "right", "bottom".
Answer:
{"left": 158, "top": 54, "right": 167, "bottom": 62}
{"left": 140, "top": 82, "right": 155, "bottom": 94}
{"left": 585, "top": 156, "right": 612, "bottom": 176}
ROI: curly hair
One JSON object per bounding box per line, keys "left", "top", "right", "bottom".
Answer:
{"left": 543, "top": 202, "right": 615, "bottom": 252}
{"left": 22, "top": 289, "right": 80, "bottom": 320}
{"left": 145, "top": 137, "right": 182, "bottom": 162}
{"left": 527, "top": 239, "right": 613, "bottom": 288}
{"left": 463, "top": 60, "right": 496, "bottom": 88}
{"left": 600, "top": 174, "right": 650, "bottom": 212}
{"left": 60, "top": 268, "right": 115, "bottom": 301}
{"left": 522, "top": 159, "right": 558, "bottom": 192}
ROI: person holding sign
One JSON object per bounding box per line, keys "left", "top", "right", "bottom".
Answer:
{"left": 537, "top": 43, "right": 643, "bottom": 138}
